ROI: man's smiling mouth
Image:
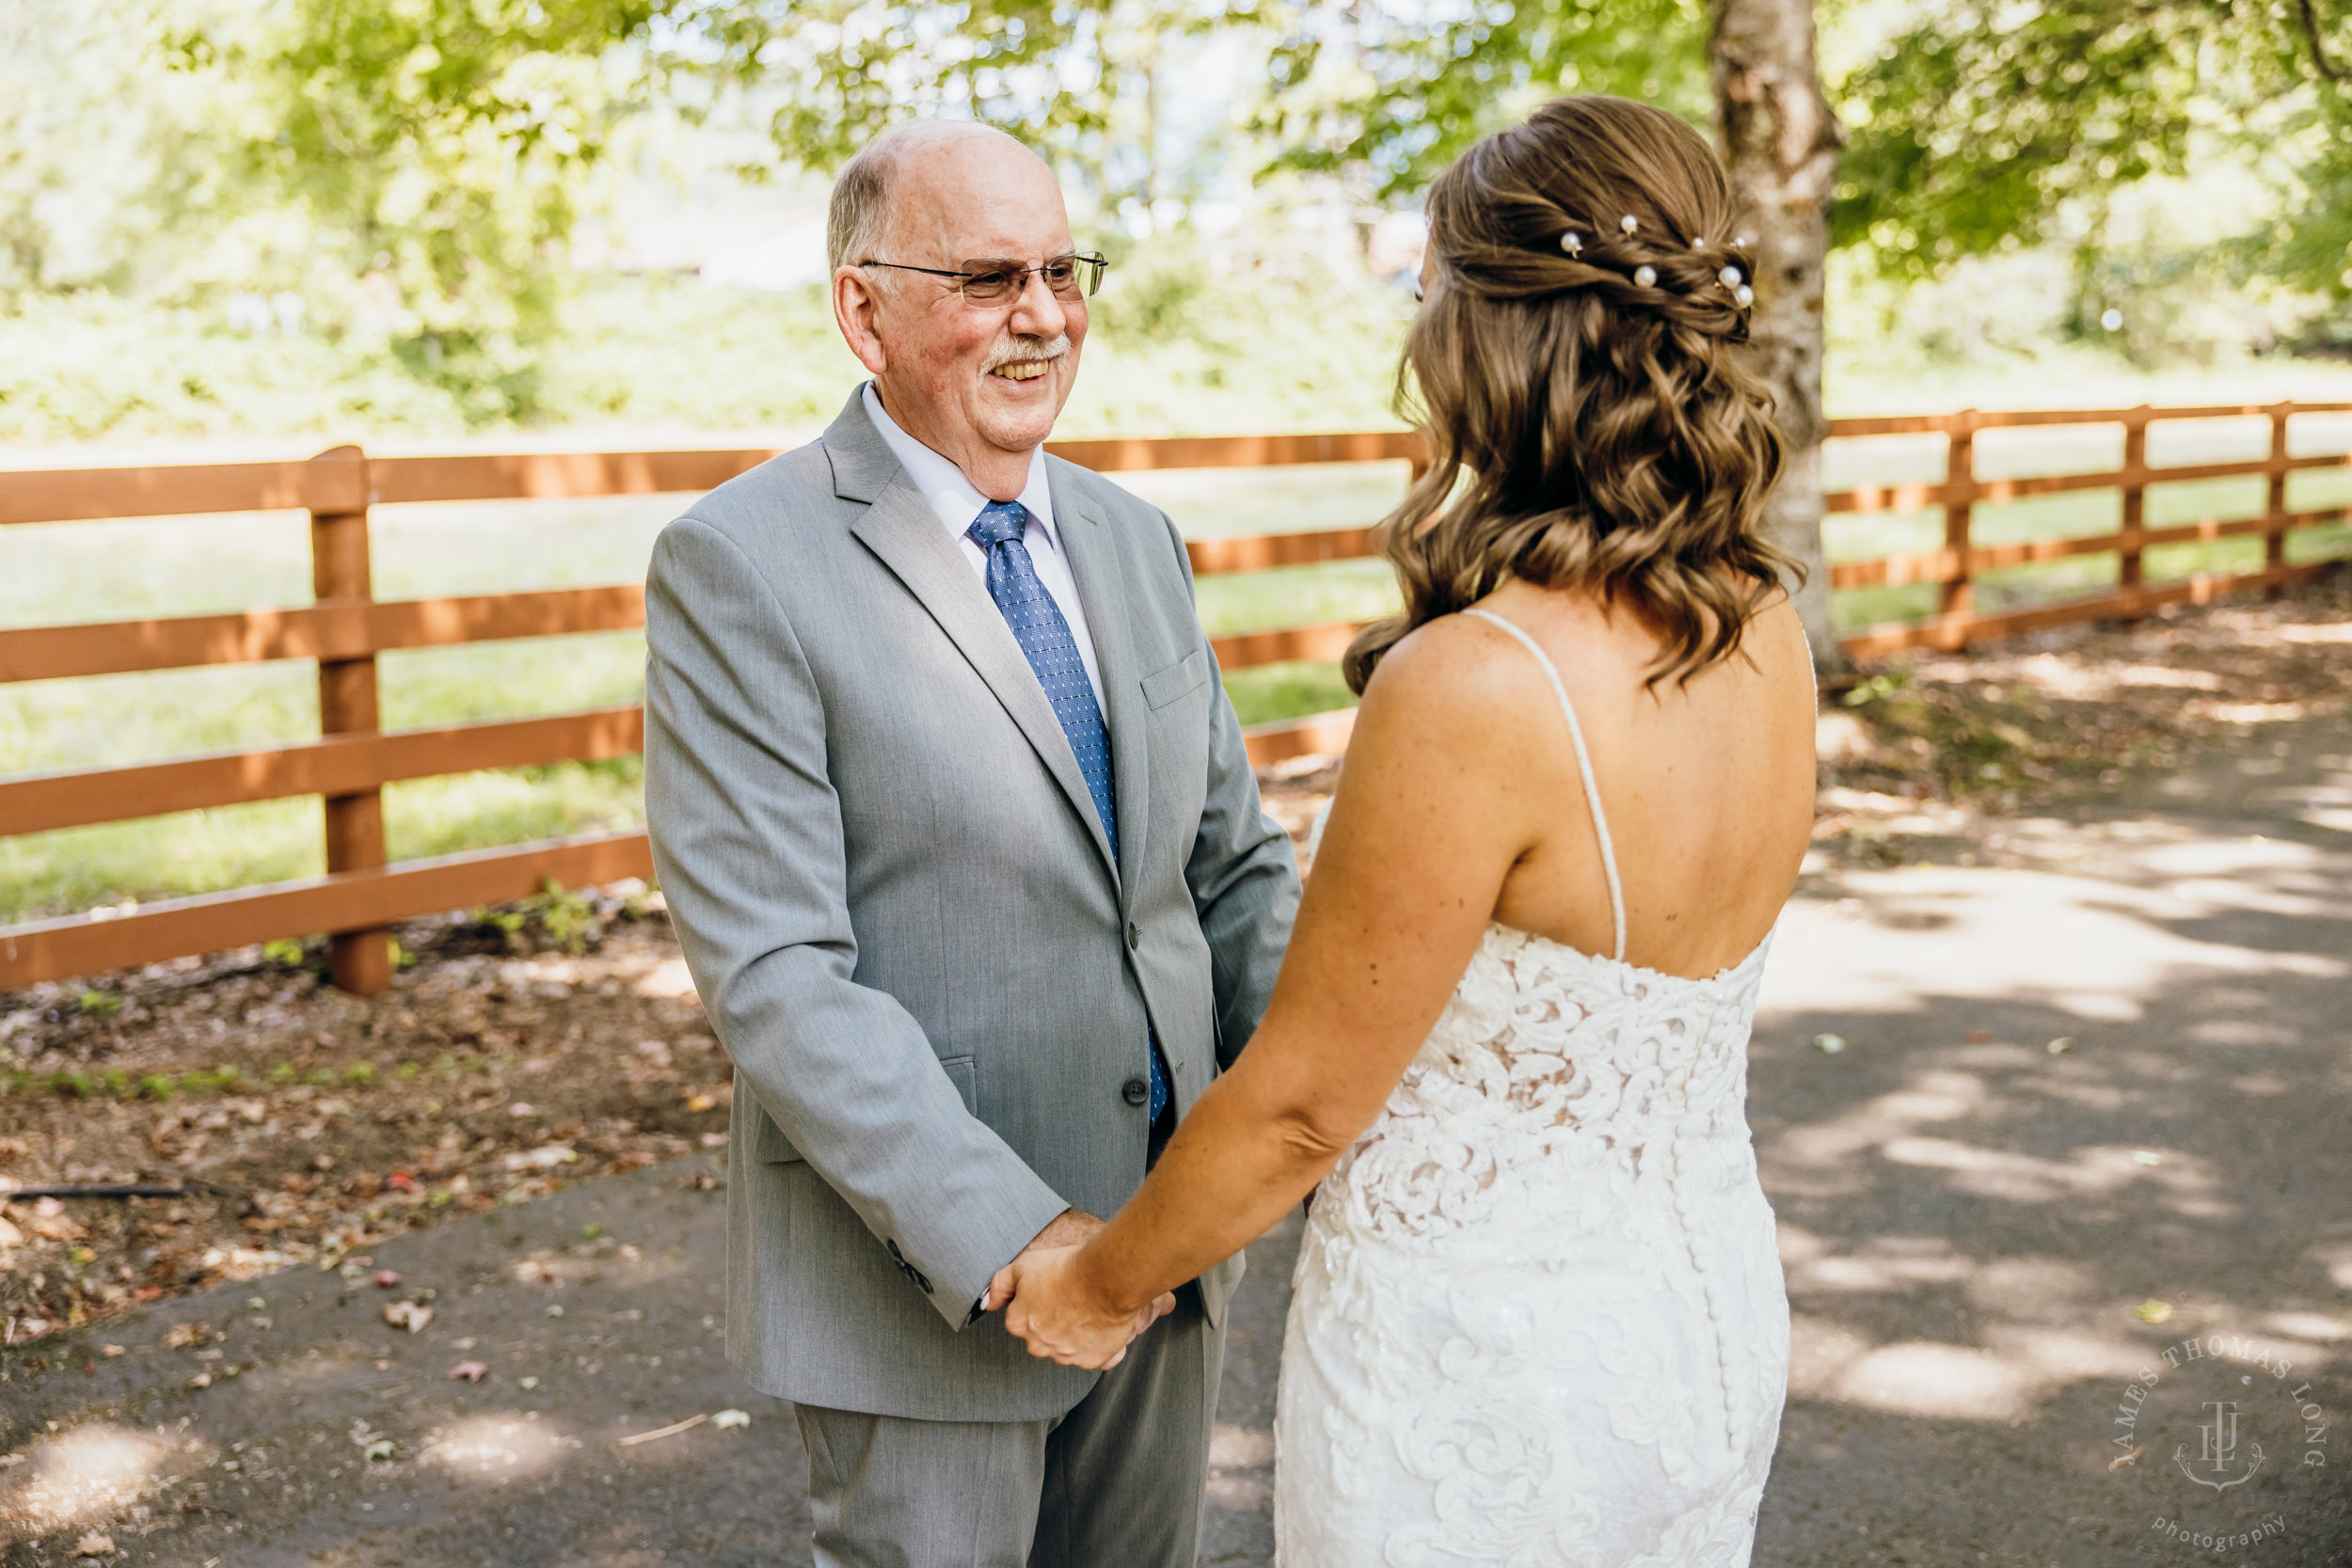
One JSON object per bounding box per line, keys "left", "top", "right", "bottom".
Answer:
{"left": 983, "top": 333, "right": 1071, "bottom": 384}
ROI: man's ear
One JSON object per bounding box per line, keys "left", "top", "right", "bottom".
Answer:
{"left": 832, "top": 265, "right": 889, "bottom": 375}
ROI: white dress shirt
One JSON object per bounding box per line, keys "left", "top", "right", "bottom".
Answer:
{"left": 861, "top": 382, "right": 1107, "bottom": 712}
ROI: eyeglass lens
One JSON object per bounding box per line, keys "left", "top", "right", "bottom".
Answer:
{"left": 961, "top": 255, "right": 1104, "bottom": 302}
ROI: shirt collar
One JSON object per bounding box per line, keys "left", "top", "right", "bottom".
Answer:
{"left": 862, "top": 381, "right": 1058, "bottom": 548}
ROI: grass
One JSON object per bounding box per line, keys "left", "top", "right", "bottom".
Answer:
{"left": 3, "top": 348, "right": 2350, "bottom": 923}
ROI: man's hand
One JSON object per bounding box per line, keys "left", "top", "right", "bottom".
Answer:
{"left": 981, "top": 1208, "right": 1176, "bottom": 1360}
{"left": 1025, "top": 1208, "right": 1107, "bottom": 1254}
{"left": 978, "top": 1208, "right": 1102, "bottom": 1312}
{"left": 996, "top": 1244, "right": 1170, "bottom": 1370}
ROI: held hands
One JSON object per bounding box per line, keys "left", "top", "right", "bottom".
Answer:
{"left": 992, "top": 1244, "right": 1174, "bottom": 1369}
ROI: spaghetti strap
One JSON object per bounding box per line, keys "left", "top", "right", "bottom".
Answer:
{"left": 1461, "top": 608, "right": 1627, "bottom": 962}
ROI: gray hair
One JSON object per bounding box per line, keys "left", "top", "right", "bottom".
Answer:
{"left": 826, "top": 139, "right": 897, "bottom": 274}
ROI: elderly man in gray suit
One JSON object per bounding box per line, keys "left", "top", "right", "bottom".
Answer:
{"left": 643, "top": 119, "right": 1301, "bottom": 1567}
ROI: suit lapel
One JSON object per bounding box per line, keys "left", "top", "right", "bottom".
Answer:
{"left": 1051, "top": 466, "right": 1150, "bottom": 906}
{"left": 833, "top": 406, "right": 1120, "bottom": 884}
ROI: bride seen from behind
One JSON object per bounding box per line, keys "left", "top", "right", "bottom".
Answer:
{"left": 998, "top": 94, "right": 1817, "bottom": 1564}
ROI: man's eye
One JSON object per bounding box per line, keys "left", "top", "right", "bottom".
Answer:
{"left": 1041, "top": 261, "right": 1076, "bottom": 285}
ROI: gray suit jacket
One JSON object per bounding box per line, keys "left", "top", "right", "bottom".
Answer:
{"left": 644, "top": 390, "right": 1301, "bottom": 1422}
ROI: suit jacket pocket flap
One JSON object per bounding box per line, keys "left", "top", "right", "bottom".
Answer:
{"left": 1140, "top": 647, "right": 1210, "bottom": 710}
{"left": 751, "top": 1105, "right": 802, "bottom": 1164}
{"left": 939, "top": 1054, "right": 978, "bottom": 1115}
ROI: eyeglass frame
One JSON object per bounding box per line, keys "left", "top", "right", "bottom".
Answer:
{"left": 856, "top": 251, "right": 1110, "bottom": 303}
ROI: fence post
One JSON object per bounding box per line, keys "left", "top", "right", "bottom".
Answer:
{"left": 310, "top": 443, "right": 392, "bottom": 995}
{"left": 2117, "top": 404, "right": 2150, "bottom": 619}
{"left": 2265, "top": 401, "right": 2292, "bottom": 594}
{"left": 1940, "top": 409, "right": 1977, "bottom": 641}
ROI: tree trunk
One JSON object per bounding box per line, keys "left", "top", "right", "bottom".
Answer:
{"left": 1708, "top": 0, "right": 1851, "bottom": 674}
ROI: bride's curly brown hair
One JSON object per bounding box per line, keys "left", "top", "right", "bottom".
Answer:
{"left": 1343, "top": 95, "right": 1795, "bottom": 693}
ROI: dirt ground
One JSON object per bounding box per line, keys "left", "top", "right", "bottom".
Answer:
{"left": 0, "top": 908, "right": 731, "bottom": 1350}
{"left": 2, "top": 575, "right": 2346, "bottom": 1358}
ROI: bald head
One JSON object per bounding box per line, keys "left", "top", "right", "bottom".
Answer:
{"left": 826, "top": 122, "right": 1054, "bottom": 274}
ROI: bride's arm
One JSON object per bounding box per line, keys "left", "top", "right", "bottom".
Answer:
{"left": 999, "top": 616, "right": 1568, "bottom": 1366}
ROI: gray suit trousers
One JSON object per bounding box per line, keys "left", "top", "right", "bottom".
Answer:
{"left": 796, "top": 1288, "right": 1224, "bottom": 1568}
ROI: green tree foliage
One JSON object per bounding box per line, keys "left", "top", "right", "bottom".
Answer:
{"left": 167, "top": 0, "right": 682, "bottom": 417}
{"left": 1249, "top": 0, "right": 1712, "bottom": 198}
{"left": 1833, "top": 0, "right": 2352, "bottom": 304}
{"left": 184, "top": 0, "right": 1265, "bottom": 226}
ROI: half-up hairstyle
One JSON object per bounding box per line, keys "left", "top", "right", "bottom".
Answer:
{"left": 1343, "top": 94, "right": 1794, "bottom": 693}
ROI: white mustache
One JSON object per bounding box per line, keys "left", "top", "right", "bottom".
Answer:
{"left": 982, "top": 335, "right": 1071, "bottom": 373}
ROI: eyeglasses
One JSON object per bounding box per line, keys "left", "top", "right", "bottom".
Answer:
{"left": 858, "top": 252, "right": 1109, "bottom": 304}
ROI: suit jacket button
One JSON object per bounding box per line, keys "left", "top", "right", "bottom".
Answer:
{"left": 1126, "top": 922, "right": 1141, "bottom": 950}
{"left": 1120, "top": 1077, "right": 1149, "bottom": 1106}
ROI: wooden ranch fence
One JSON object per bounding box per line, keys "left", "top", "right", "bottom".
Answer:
{"left": 1, "top": 402, "right": 2346, "bottom": 995}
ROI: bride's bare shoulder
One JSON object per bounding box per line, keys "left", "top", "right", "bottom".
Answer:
{"left": 1350, "top": 611, "right": 1563, "bottom": 754}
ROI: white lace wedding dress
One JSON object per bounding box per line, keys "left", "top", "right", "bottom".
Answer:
{"left": 1274, "top": 609, "right": 1790, "bottom": 1567}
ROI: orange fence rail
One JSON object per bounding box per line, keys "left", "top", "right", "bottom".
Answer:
{"left": 1, "top": 404, "right": 2346, "bottom": 993}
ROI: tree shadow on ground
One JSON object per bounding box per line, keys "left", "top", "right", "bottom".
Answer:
{"left": 1751, "top": 809, "right": 2352, "bottom": 1568}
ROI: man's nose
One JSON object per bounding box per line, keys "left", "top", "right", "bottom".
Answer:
{"left": 1005, "top": 268, "right": 1069, "bottom": 337}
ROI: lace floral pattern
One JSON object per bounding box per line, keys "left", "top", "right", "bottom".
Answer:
{"left": 1274, "top": 925, "right": 1789, "bottom": 1567}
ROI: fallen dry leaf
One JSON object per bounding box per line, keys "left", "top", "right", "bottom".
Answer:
{"left": 711, "top": 1408, "right": 750, "bottom": 1430}
{"left": 372, "top": 1270, "right": 403, "bottom": 1288}
{"left": 2133, "top": 1300, "right": 2174, "bottom": 1324}
{"left": 2109, "top": 1445, "right": 2146, "bottom": 1471}
{"left": 384, "top": 1299, "right": 434, "bottom": 1333}
{"left": 72, "top": 1532, "right": 113, "bottom": 1558}
{"left": 447, "top": 1360, "right": 488, "bottom": 1382}
{"left": 1965, "top": 1029, "right": 1992, "bottom": 1044}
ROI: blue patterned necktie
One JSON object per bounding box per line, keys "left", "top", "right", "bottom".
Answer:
{"left": 966, "top": 499, "right": 1169, "bottom": 1124}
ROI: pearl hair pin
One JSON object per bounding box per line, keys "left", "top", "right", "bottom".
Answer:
{"left": 1719, "top": 264, "right": 1743, "bottom": 288}
{"left": 1561, "top": 231, "right": 1583, "bottom": 256}
{"left": 1632, "top": 265, "right": 1658, "bottom": 288}
{"left": 1735, "top": 284, "right": 1754, "bottom": 307}
{"left": 1619, "top": 214, "right": 1640, "bottom": 234}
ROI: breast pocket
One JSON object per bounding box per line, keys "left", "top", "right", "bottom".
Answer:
{"left": 1140, "top": 647, "right": 1209, "bottom": 710}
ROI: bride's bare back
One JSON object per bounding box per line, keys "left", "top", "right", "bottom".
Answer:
{"left": 1294, "top": 577, "right": 1816, "bottom": 1035}
{"left": 1476, "top": 578, "right": 1816, "bottom": 977}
